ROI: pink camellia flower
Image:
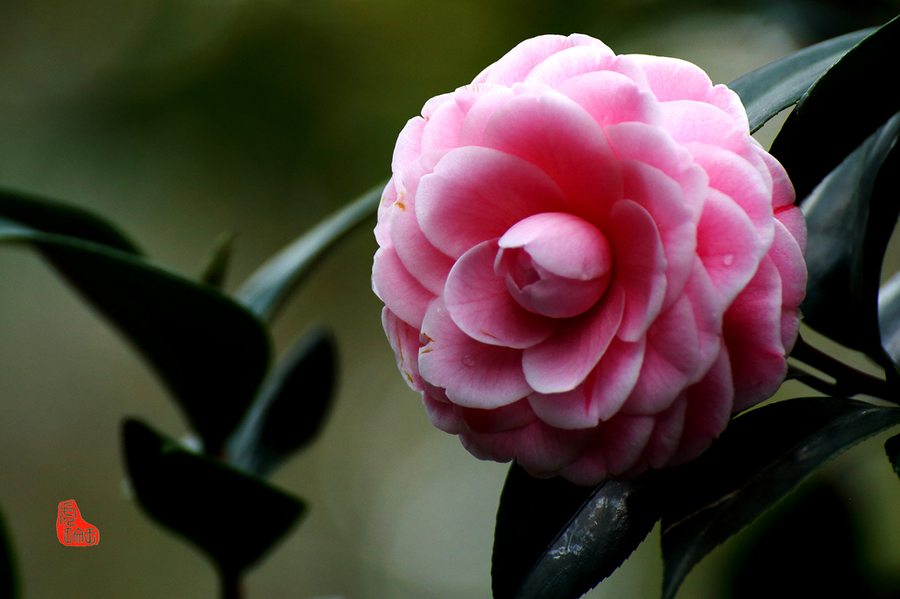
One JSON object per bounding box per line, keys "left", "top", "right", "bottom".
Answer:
{"left": 372, "top": 34, "right": 807, "bottom": 485}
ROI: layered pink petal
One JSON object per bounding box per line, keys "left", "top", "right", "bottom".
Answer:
{"left": 725, "top": 256, "right": 787, "bottom": 413}
{"left": 641, "top": 393, "right": 687, "bottom": 469}
{"left": 391, "top": 117, "right": 426, "bottom": 173}
{"left": 522, "top": 284, "right": 625, "bottom": 393}
{"left": 418, "top": 299, "right": 531, "bottom": 408}
{"left": 372, "top": 247, "right": 436, "bottom": 330}
{"left": 444, "top": 239, "right": 555, "bottom": 348}
{"left": 556, "top": 70, "right": 662, "bottom": 127}
{"left": 671, "top": 346, "right": 733, "bottom": 464}
{"left": 473, "top": 34, "right": 612, "bottom": 86}
{"left": 606, "top": 199, "right": 668, "bottom": 341}
{"left": 420, "top": 99, "right": 466, "bottom": 154}
{"left": 382, "top": 308, "right": 424, "bottom": 391}
{"left": 481, "top": 91, "right": 623, "bottom": 223}
{"left": 422, "top": 384, "right": 467, "bottom": 434}
{"left": 661, "top": 100, "right": 748, "bottom": 155}
{"left": 458, "top": 86, "right": 516, "bottom": 147}
{"left": 416, "top": 146, "right": 568, "bottom": 258}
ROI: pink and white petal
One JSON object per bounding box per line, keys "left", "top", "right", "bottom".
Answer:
{"left": 458, "top": 86, "right": 516, "bottom": 147}
{"left": 661, "top": 100, "right": 749, "bottom": 154}
{"left": 423, "top": 385, "right": 468, "bottom": 434}
{"left": 372, "top": 247, "right": 436, "bottom": 330}
{"left": 621, "top": 292, "right": 700, "bottom": 415}
{"left": 696, "top": 188, "right": 763, "bottom": 308}
{"left": 474, "top": 34, "right": 612, "bottom": 86}
{"left": 630, "top": 54, "right": 749, "bottom": 129}
{"left": 724, "top": 256, "right": 788, "bottom": 413}
{"left": 687, "top": 143, "right": 775, "bottom": 251}
{"left": 527, "top": 336, "right": 645, "bottom": 429}
{"left": 416, "top": 146, "right": 569, "bottom": 258}
{"left": 769, "top": 216, "right": 808, "bottom": 311}
{"left": 641, "top": 393, "right": 687, "bottom": 469}
{"left": 670, "top": 346, "right": 733, "bottom": 465}
{"left": 419, "top": 299, "right": 532, "bottom": 408}
{"left": 556, "top": 70, "right": 663, "bottom": 127}
{"left": 481, "top": 91, "right": 623, "bottom": 224}
{"left": 461, "top": 398, "right": 539, "bottom": 433}
{"left": 606, "top": 200, "right": 668, "bottom": 341}
{"left": 754, "top": 145, "right": 796, "bottom": 208}
{"left": 390, "top": 198, "right": 454, "bottom": 295}
{"left": 522, "top": 284, "right": 625, "bottom": 393}
{"left": 618, "top": 161, "right": 697, "bottom": 310}
{"left": 391, "top": 117, "right": 427, "bottom": 173}
{"left": 775, "top": 204, "right": 807, "bottom": 254}
{"left": 382, "top": 307, "right": 424, "bottom": 391}
{"left": 444, "top": 240, "right": 555, "bottom": 348}
{"left": 420, "top": 99, "right": 466, "bottom": 155}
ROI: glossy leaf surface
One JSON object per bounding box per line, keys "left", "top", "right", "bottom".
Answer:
{"left": 730, "top": 27, "right": 873, "bottom": 132}
{"left": 198, "top": 231, "right": 235, "bottom": 290}
{"left": 661, "top": 398, "right": 900, "bottom": 599}
{"left": 0, "top": 218, "right": 271, "bottom": 453}
{"left": 122, "top": 420, "right": 306, "bottom": 573}
{"left": 236, "top": 182, "right": 382, "bottom": 322}
{"left": 771, "top": 15, "right": 900, "bottom": 203}
{"left": 227, "top": 327, "right": 336, "bottom": 477}
{"left": 797, "top": 113, "right": 900, "bottom": 357}
{"left": 493, "top": 464, "right": 659, "bottom": 599}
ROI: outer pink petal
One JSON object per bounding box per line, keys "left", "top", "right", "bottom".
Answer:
{"left": 641, "top": 393, "right": 687, "bottom": 469}
{"left": 473, "top": 34, "right": 612, "bottom": 86}
{"left": 754, "top": 144, "right": 796, "bottom": 209}
{"left": 422, "top": 384, "right": 468, "bottom": 434}
{"left": 527, "top": 336, "right": 645, "bottom": 429}
{"left": 725, "top": 256, "right": 787, "bottom": 413}
{"left": 390, "top": 198, "right": 454, "bottom": 295}
{"left": 661, "top": 100, "right": 749, "bottom": 154}
{"left": 776, "top": 203, "right": 807, "bottom": 254}
{"left": 628, "top": 54, "right": 749, "bottom": 130}
{"left": 522, "top": 284, "right": 625, "bottom": 393}
{"left": 688, "top": 142, "right": 775, "bottom": 253}
{"left": 556, "top": 70, "right": 662, "bottom": 127}
{"left": 382, "top": 308, "right": 424, "bottom": 392}
{"left": 420, "top": 99, "right": 466, "bottom": 155}
{"left": 670, "top": 346, "right": 733, "bottom": 464}
{"left": 696, "top": 188, "right": 762, "bottom": 309}
{"left": 375, "top": 178, "right": 399, "bottom": 249}
{"left": 458, "top": 86, "right": 516, "bottom": 147}
{"left": 416, "top": 146, "right": 569, "bottom": 258}
{"left": 606, "top": 199, "right": 668, "bottom": 341}
{"left": 444, "top": 239, "right": 555, "bottom": 349}
{"left": 391, "top": 117, "right": 427, "bottom": 173}
{"left": 622, "top": 292, "right": 700, "bottom": 415}
{"left": 769, "top": 215, "right": 808, "bottom": 312}
{"left": 481, "top": 91, "right": 623, "bottom": 224}
{"left": 372, "top": 247, "right": 436, "bottom": 330}
{"left": 461, "top": 399, "right": 538, "bottom": 433}
{"left": 418, "top": 299, "right": 531, "bottom": 408}
{"left": 595, "top": 414, "right": 656, "bottom": 477}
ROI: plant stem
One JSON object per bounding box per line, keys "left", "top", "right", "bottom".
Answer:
{"left": 790, "top": 335, "right": 896, "bottom": 402}
{"left": 219, "top": 567, "right": 243, "bottom": 599}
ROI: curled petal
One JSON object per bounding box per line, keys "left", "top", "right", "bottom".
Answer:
{"left": 382, "top": 308, "right": 424, "bottom": 392}
{"left": 419, "top": 299, "right": 531, "bottom": 408}
{"left": 444, "top": 239, "right": 555, "bottom": 348}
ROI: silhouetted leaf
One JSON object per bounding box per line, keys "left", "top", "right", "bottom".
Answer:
{"left": 884, "top": 432, "right": 900, "bottom": 478}
{"left": 0, "top": 218, "right": 270, "bottom": 453}
{"left": 0, "top": 187, "right": 140, "bottom": 254}
{"left": 236, "top": 182, "right": 382, "bottom": 322}
{"left": 227, "top": 327, "right": 336, "bottom": 476}
{"left": 771, "top": 15, "right": 900, "bottom": 203}
{"left": 797, "top": 113, "right": 900, "bottom": 357}
{"left": 0, "top": 506, "right": 17, "bottom": 599}
{"left": 661, "top": 397, "right": 900, "bottom": 599}
{"left": 492, "top": 463, "right": 660, "bottom": 599}
{"left": 122, "top": 419, "right": 305, "bottom": 573}
{"left": 730, "top": 27, "right": 873, "bottom": 132}
{"left": 198, "top": 231, "right": 235, "bottom": 290}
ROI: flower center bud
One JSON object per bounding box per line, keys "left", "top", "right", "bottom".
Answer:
{"left": 494, "top": 212, "right": 612, "bottom": 318}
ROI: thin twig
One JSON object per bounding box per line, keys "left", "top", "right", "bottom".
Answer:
{"left": 789, "top": 335, "right": 896, "bottom": 403}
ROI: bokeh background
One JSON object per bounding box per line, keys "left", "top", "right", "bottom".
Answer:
{"left": 2, "top": 0, "right": 900, "bottom": 597}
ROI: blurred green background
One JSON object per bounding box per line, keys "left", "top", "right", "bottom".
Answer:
{"left": 2, "top": 0, "right": 900, "bottom": 597}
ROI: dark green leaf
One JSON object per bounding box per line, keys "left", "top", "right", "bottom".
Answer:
{"left": 797, "top": 113, "right": 900, "bottom": 357}
{"left": 227, "top": 326, "right": 336, "bottom": 477}
{"left": 661, "top": 397, "right": 900, "bottom": 599}
{"left": 0, "top": 187, "right": 141, "bottom": 254}
{"left": 0, "top": 218, "right": 271, "bottom": 453}
{"left": 771, "top": 15, "right": 900, "bottom": 203}
{"left": 236, "top": 182, "right": 382, "bottom": 322}
{"left": 198, "top": 231, "right": 235, "bottom": 290}
{"left": 878, "top": 274, "right": 900, "bottom": 368}
{"left": 492, "top": 463, "right": 660, "bottom": 599}
{"left": 884, "top": 432, "right": 900, "bottom": 478}
{"left": 729, "top": 27, "right": 873, "bottom": 132}
{"left": 0, "top": 505, "right": 17, "bottom": 599}
{"left": 122, "top": 419, "right": 305, "bottom": 573}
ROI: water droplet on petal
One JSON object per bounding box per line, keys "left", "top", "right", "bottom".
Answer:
{"left": 462, "top": 355, "right": 475, "bottom": 367}
{"left": 723, "top": 254, "right": 734, "bottom": 266}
